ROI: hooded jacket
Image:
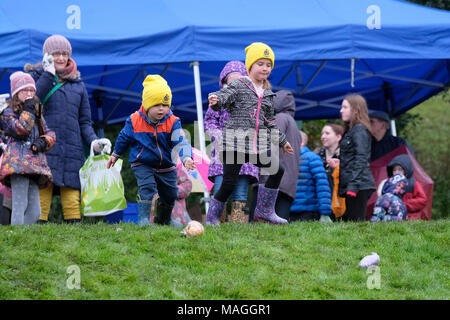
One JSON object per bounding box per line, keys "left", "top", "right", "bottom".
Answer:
{"left": 291, "top": 146, "right": 332, "bottom": 215}
{"left": 112, "top": 106, "right": 192, "bottom": 169}
{"left": 26, "top": 63, "right": 98, "bottom": 190}
{"left": 386, "top": 155, "right": 427, "bottom": 214}
{"left": 271, "top": 90, "right": 302, "bottom": 198}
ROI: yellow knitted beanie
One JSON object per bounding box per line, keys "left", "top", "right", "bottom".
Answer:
{"left": 142, "top": 75, "right": 172, "bottom": 110}
{"left": 245, "top": 42, "right": 275, "bottom": 74}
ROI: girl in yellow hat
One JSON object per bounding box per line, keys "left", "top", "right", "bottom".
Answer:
{"left": 206, "top": 42, "right": 294, "bottom": 225}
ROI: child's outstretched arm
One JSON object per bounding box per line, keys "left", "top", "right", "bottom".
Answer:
{"left": 106, "top": 155, "right": 118, "bottom": 168}
{"left": 208, "top": 94, "right": 219, "bottom": 109}
{"left": 171, "top": 119, "right": 194, "bottom": 170}
{"left": 208, "top": 80, "right": 238, "bottom": 112}
{"left": 183, "top": 158, "right": 195, "bottom": 171}
{"left": 107, "top": 117, "right": 134, "bottom": 168}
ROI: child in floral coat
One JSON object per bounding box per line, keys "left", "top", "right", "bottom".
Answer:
{"left": 371, "top": 174, "right": 408, "bottom": 222}
{"left": 0, "top": 72, "right": 55, "bottom": 225}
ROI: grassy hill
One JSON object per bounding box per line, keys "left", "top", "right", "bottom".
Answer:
{"left": 0, "top": 220, "right": 448, "bottom": 300}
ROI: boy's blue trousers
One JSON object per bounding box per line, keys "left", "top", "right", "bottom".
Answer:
{"left": 131, "top": 164, "right": 178, "bottom": 206}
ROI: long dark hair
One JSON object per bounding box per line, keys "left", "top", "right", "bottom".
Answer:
{"left": 343, "top": 94, "right": 372, "bottom": 135}
{"left": 7, "top": 95, "right": 40, "bottom": 114}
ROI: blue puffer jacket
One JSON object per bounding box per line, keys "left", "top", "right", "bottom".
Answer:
{"left": 112, "top": 106, "right": 192, "bottom": 169}
{"left": 291, "top": 146, "right": 332, "bottom": 215}
{"left": 27, "top": 65, "right": 98, "bottom": 190}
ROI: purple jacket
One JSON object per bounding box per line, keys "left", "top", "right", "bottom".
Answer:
{"left": 204, "top": 107, "right": 258, "bottom": 183}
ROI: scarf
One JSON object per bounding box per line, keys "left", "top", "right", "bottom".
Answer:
{"left": 56, "top": 57, "right": 78, "bottom": 81}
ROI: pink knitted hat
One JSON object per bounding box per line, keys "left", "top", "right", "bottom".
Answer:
{"left": 10, "top": 71, "right": 36, "bottom": 97}
{"left": 42, "top": 35, "right": 72, "bottom": 56}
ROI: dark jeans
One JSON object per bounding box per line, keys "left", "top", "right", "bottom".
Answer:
{"left": 215, "top": 152, "right": 284, "bottom": 203}
{"left": 248, "top": 187, "right": 293, "bottom": 222}
{"left": 213, "top": 174, "right": 249, "bottom": 201}
{"left": 131, "top": 165, "right": 178, "bottom": 206}
{"left": 343, "top": 189, "right": 374, "bottom": 222}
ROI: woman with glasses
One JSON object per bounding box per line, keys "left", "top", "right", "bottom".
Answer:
{"left": 25, "top": 34, "right": 111, "bottom": 223}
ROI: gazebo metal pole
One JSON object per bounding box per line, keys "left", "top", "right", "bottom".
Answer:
{"left": 192, "top": 61, "right": 210, "bottom": 213}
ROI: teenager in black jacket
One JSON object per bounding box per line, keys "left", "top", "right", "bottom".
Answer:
{"left": 329, "top": 94, "right": 375, "bottom": 221}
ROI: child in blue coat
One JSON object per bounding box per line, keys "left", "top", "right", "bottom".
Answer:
{"left": 107, "top": 75, "right": 194, "bottom": 225}
{"left": 290, "top": 131, "right": 332, "bottom": 222}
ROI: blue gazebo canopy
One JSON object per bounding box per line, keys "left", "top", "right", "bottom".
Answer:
{"left": 0, "top": 0, "right": 449, "bottom": 126}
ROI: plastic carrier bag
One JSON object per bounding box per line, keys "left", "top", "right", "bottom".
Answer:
{"left": 80, "top": 142, "right": 127, "bottom": 216}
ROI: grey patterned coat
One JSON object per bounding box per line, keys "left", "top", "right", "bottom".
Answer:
{"left": 210, "top": 77, "right": 287, "bottom": 155}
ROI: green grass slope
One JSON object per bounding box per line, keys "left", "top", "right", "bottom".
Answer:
{"left": 0, "top": 220, "right": 448, "bottom": 300}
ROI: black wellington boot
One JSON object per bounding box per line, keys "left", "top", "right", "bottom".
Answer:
{"left": 153, "top": 200, "right": 173, "bottom": 225}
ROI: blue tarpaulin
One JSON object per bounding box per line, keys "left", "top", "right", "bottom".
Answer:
{"left": 0, "top": 0, "right": 449, "bottom": 126}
